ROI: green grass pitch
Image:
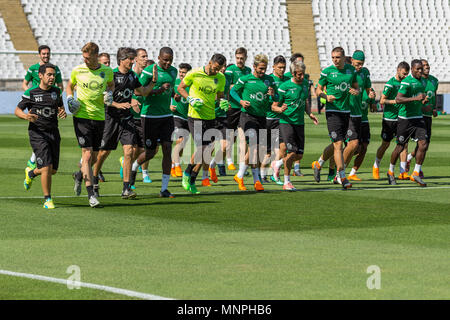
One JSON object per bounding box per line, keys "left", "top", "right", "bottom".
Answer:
{"left": 0, "top": 113, "right": 449, "bottom": 299}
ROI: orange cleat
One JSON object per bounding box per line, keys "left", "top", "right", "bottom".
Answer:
{"left": 209, "top": 168, "right": 218, "bottom": 183}
{"left": 174, "top": 165, "right": 183, "bottom": 177}
{"left": 372, "top": 166, "right": 380, "bottom": 180}
{"left": 228, "top": 163, "right": 237, "bottom": 170}
{"left": 170, "top": 167, "right": 177, "bottom": 178}
{"left": 348, "top": 174, "right": 361, "bottom": 181}
{"left": 233, "top": 174, "right": 247, "bottom": 191}
{"left": 202, "top": 178, "right": 211, "bottom": 187}
{"left": 410, "top": 171, "right": 427, "bottom": 187}
{"left": 254, "top": 180, "right": 264, "bottom": 192}
{"left": 398, "top": 172, "right": 410, "bottom": 180}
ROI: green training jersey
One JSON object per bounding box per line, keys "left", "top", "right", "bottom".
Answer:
{"left": 397, "top": 74, "right": 426, "bottom": 119}
{"left": 349, "top": 67, "right": 371, "bottom": 117}
{"left": 422, "top": 75, "right": 439, "bottom": 117}
{"left": 214, "top": 72, "right": 231, "bottom": 118}
{"left": 225, "top": 64, "right": 252, "bottom": 109}
{"left": 139, "top": 63, "right": 177, "bottom": 117}
{"left": 232, "top": 73, "right": 277, "bottom": 118}
{"left": 172, "top": 78, "right": 190, "bottom": 119}
{"left": 381, "top": 77, "right": 402, "bottom": 120}
{"left": 266, "top": 73, "right": 289, "bottom": 119}
{"left": 318, "top": 64, "right": 357, "bottom": 112}
{"left": 25, "top": 63, "right": 63, "bottom": 87}
{"left": 184, "top": 67, "right": 226, "bottom": 120}
{"left": 70, "top": 63, "right": 114, "bottom": 120}
{"left": 277, "top": 79, "right": 310, "bottom": 125}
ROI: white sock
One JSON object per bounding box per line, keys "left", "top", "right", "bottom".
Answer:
{"left": 373, "top": 157, "right": 381, "bottom": 168}
{"left": 414, "top": 164, "right": 422, "bottom": 173}
{"left": 202, "top": 169, "right": 208, "bottom": 180}
{"left": 210, "top": 158, "right": 216, "bottom": 169}
{"left": 260, "top": 167, "right": 266, "bottom": 179}
{"left": 171, "top": 163, "right": 174, "bottom": 168}
{"left": 30, "top": 152, "right": 36, "bottom": 163}
{"left": 132, "top": 160, "right": 139, "bottom": 171}
{"left": 251, "top": 168, "right": 260, "bottom": 183}
{"left": 294, "top": 163, "right": 300, "bottom": 170}
{"left": 407, "top": 153, "right": 413, "bottom": 162}
{"left": 175, "top": 162, "right": 180, "bottom": 167}
{"left": 142, "top": 170, "right": 149, "bottom": 178}
{"left": 400, "top": 162, "right": 406, "bottom": 173}
{"left": 389, "top": 163, "right": 395, "bottom": 173}
{"left": 237, "top": 163, "right": 247, "bottom": 179}
{"left": 227, "top": 158, "right": 233, "bottom": 165}
{"left": 284, "top": 175, "right": 290, "bottom": 185}
{"left": 275, "top": 159, "right": 283, "bottom": 169}
{"left": 349, "top": 168, "right": 357, "bottom": 176}
{"left": 161, "top": 174, "right": 170, "bottom": 191}
{"left": 79, "top": 157, "right": 83, "bottom": 165}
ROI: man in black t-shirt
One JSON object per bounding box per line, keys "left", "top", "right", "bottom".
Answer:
{"left": 15, "top": 63, "right": 66, "bottom": 210}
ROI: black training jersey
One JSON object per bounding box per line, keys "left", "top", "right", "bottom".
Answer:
{"left": 18, "top": 85, "right": 63, "bottom": 131}
{"left": 107, "top": 67, "right": 142, "bottom": 118}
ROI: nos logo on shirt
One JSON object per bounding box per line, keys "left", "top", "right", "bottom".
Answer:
{"left": 199, "top": 85, "right": 216, "bottom": 94}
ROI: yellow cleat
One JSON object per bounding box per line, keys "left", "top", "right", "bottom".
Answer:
{"left": 43, "top": 198, "right": 55, "bottom": 209}
{"left": 372, "top": 166, "right": 380, "bottom": 180}
{"left": 254, "top": 180, "right": 264, "bottom": 192}
{"left": 174, "top": 165, "right": 183, "bottom": 177}
{"left": 233, "top": 174, "right": 247, "bottom": 191}
{"left": 348, "top": 174, "right": 361, "bottom": 181}
{"left": 228, "top": 163, "right": 237, "bottom": 170}
{"left": 202, "top": 178, "right": 211, "bottom": 187}
{"left": 398, "top": 172, "right": 410, "bottom": 180}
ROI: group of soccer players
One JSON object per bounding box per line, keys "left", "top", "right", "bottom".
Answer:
{"left": 16, "top": 43, "right": 439, "bottom": 209}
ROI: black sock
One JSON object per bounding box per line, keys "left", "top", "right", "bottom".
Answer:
{"left": 75, "top": 170, "right": 83, "bottom": 181}
{"left": 28, "top": 169, "right": 37, "bottom": 179}
{"left": 86, "top": 185, "right": 94, "bottom": 198}
{"left": 93, "top": 176, "right": 99, "bottom": 186}
{"left": 329, "top": 167, "right": 336, "bottom": 175}
{"left": 185, "top": 164, "right": 193, "bottom": 176}
{"left": 130, "top": 170, "right": 137, "bottom": 186}
{"left": 123, "top": 182, "right": 130, "bottom": 191}
{"left": 44, "top": 195, "right": 51, "bottom": 201}
{"left": 190, "top": 170, "right": 199, "bottom": 185}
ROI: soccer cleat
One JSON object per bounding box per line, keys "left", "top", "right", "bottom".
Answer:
{"left": 271, "top": 161, "right": 280, "bottom": 182}
{"left": 341, "top": 178, "right": 352, "bottom": 189}
{"left": 283, "top": 182, "right": 297, "bottom": 191}
{"left": 398, "top": 172, "right": 410, "bottom": 180}
{"left": 419, "top": 170, "right": 425, "bottom": 179}
{"left": 262, "top": 176, "right": 271, "bottom": 184}
{"left": 130, "top": 184, "right": 136, "bottom": 190}
{"left": 138, "top": 166, "right": 142, "bottom": 173}
{"left": 174, "top": 165, "right": 183, "bottom": 177}
{"left": 311, "top": 161, "right": 321, "bottom": 183}
{"left": 121, "top": 189, "right": 137, "bottom": 199}
{"left": 119, "top": 156, "right": 124, "bottom": 179}
{"left": 159, "top": 189, "right": 175, "bottom": 198}
{"left": 209, "top": 168, "right": 218, "bottom": 183}
{"left": 372, "top": 166, "right": 380, "bottom": 180}
{"left": 182, "top": 172, "right": 190, "bottom": 191}
{"left": 27, "top": 160, "right": 37, "bottom": 170}
{"left": 170, "top": 167, "right": 177, "bottom": 178}
{"left": 270, "top": 176, "right": 284, "bottom": 185}
{"left": 72, "top": 171, "right": 82, "bottom": 196}
{"left": 348, "top": 174, "right": 361, "bottom": 181}
{"left": 293, "top": 169, "right": 304, "bottom": 177}
{"left": 405, "top": 160, "right": 411, "bottom": 173}
{"left": 327, "top": 168, "right": 337, "bottom": 181}
{"left": 218, "top": 164, "right": 227, "bottom": 176}
{"left": 188, "top": 184, "right": 200, "bottom": 194}
{"left": 228, "top": 163, "right": 236, "bottom": 170}
{"left": 98, "top": 170, "right": 106, "bottom": 182}
{"left": 387, "top": 171, "right": 397, "bottom": 185}
{"left": 410, "top": 171, "right": 427, "bottom": 187}
{"left": 254, "top": 180, "right": 264, "bottom": 192}
{"left": 24, "top": 167, "right": 34, "bottom": 191}
{"left": 233, "top": 174, "right": 247, "bottom": 191}
{"left": 333, "top": 175, "right": 340, "bottom": 185}
{"left": 202, "top": 178, "right": 211, "bottom": 187}
{"left": 43, "top": 198, "right": 55, "bottom": 209}
{"left": 89, "top": 195, "right": 100, "bottom": 208}
{"left": 143, "top": 176, "right": 152, "bottom": 183}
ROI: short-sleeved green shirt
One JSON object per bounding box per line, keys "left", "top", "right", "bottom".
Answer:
{"left": 225, "top": 64, "right": 252, "bottom": 109}
{"left": 172, "top": 78, "right": 190, "bottom": 119}
{"left": 70, "top": 63, "right": 114, "bottom": 120}
{"left": 139, "top": 63, "right": 177, "bottom": 117}
{"left": 318, "top": 64, "right": 357, "bottom": 112}
{"left": 232, "top": 73, "right": 277, "bottom": 118}
{"left": 266, "top": 73, "right": 289, "bottom": 119}
{"left": 422, "top": 75, "right": 439, "bottom": 117}
{"left": 349, "top": 67, "right": 371, "bottom": 117}
{"left": 381, "top": 77, "right": 402, "bottom": 120}
{"left": 25, "top": 63, "right": 63, "bottom": 87}
{"left": 183, "top": 67, "right": 226, "bottom": 120}
{"left": 277, "top": 79, "right": 309, "bottom": 125}
{"left": 397, "top": 74, "right": 426, "bottom": 119}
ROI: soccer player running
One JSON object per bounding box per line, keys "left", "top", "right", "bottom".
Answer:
{"left": 92, "top": 47, "right": 156, "bottom": 199}
{"left": 23, "top": 45, "right": 64, "bottom": 171}
{"left": 170, "top": 63, "right": 192, "bottom": 178}
{"left": 406, "top": 59, "right": 439, "bottom": 178}
{"left": 312, "top": 47, "right": 359, "bottom": 189}
{"left": 129, "top": 47, "right": 177, "bottom": 198}
{"left": 272, "top": 60, "right": 319, "bottom": 190}
{"left": 16, "top": 63, "right": 66, "bottom": 209}
{"left": 386, "top": 59, "right": 429, "bottom": 187}
{"left": 230, "top": 54, "right": 277, "bottom": 192}
{"left": 225, "top": 48, "right": 252, "bottom": 171}
{"left": 177, "top": 53, "right": 227, "bottom": 194}
{"left": 67, "top": 42, "right": 114, "bottom": 207}
{"left": 372, "top": 62, "right": 410, "bottom": 180}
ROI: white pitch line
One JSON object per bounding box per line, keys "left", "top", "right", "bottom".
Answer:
{"left": 0, "top": 269, "right": 174, "bottom": 300}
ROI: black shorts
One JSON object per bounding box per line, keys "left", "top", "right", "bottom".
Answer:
{"left": 215, "top": 117, "right": 228, "bottom": 141}
{"left": 142, "top": 116, "right": 174, "bottom": 150}
{"left": 134, "top": 118, "right": 144, "bottom": 148}
{"left": 173, "top": 116, "right": 190, "bottom": 141}
{"left": 381, "top": 119, "right": 398, "bottom": 142}
{"left": 29, "top": 128, "right": 61, "bottom": 170}
{"left": 73, "top": 117, "right": 105, "bottom": 151}
{"left": 346, "top": 116, "right": 362, "bottom": 141}
{"left": 188, "top": 117, "right": 217, "bottom": 146}
{"left": 100, "top": 114, "right": 136, "bottom": 150}
{"left": 360, "top": 121, "right": 370, "bottom": 143}
{"left": 227, "top": 107, "right": 241, "bottom": 130}
{"left": 326, "top": 111, "right": 350, "bottom": 142}
{"left": 423, "top": 116, "right": 432, "bottom": 143}
{"left": 396, "top": 118, "right": 428, "bottom": 146}
{"left": 266, "top": 118, "right": 282, "bottom": 153}
{"left": 279, "top": 123, "right": 305, "bottom": 154}
{"left": 239, "top": 112, "right": 267, "bottom": 145}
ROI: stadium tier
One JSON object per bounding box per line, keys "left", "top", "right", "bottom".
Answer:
{"left": 0, "top": 16, "right": 26, "bottom": 78}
